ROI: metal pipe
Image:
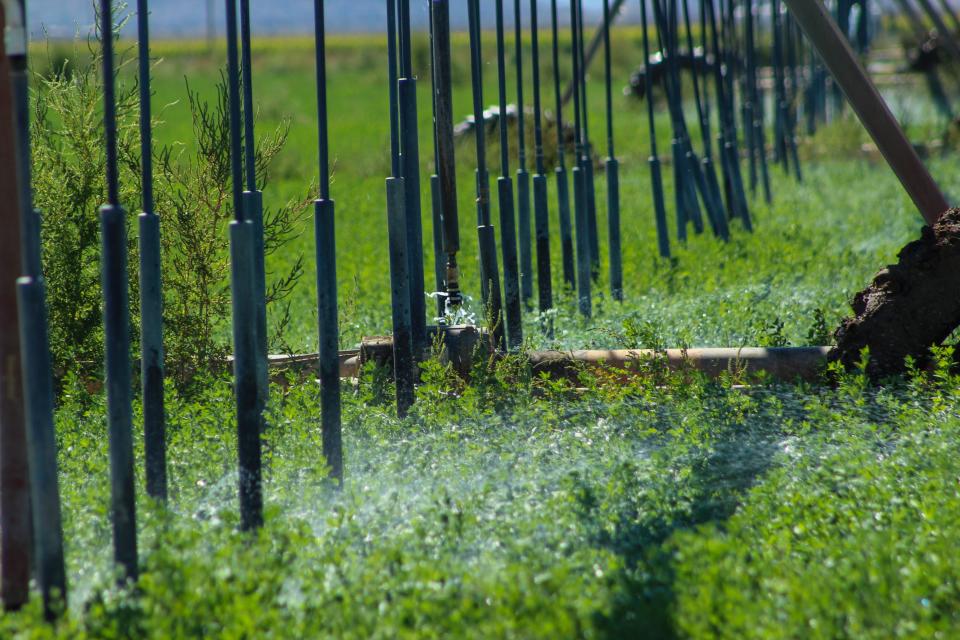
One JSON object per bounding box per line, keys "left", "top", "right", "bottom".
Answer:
{"left": 530, "top": 0, "right": 553, "bottom": 314}
{"left": 495, "top": 0, "right": 523, "bottom": 350}
{"left": 396, "top": 0, "right": 427, "bottom": 355}
{"left": 576, "top": 0, "right": 601, "bottom": 282}
{"left": 515, "top": 0, "right": 533, "bottom": 306}
{"left": 783, "top": 0, "right": 951, "bottom": 224}
{"left": 571, "top": 0, "right": 592, "bottom": 317}
{"left": 427, "top": 7, "right": 445, "bottom": 319}
{"left": 602, "top": 0, "right": 622, "bottom": 301}
{"left": 640, "top": 0, "right": 671, "bottom": 258}
{"left": 550, "top": 0, "right": 576, "bottom": 290}
{"left": 4, "top": 0, "right": 66, "bottom": 616}
{"left": 312, "top": 0, "right": 342, "bottom": 483}
{"left": 468, "top": 0, "right": 506, "bottom": 350}
{"left": 225, "top": 0, "right": 262, "bottom": 531}
{"left": 99, "top": 0, "right": 138, "bottom": 579}
{"left": 0, "top": 0, "right": 30, "bottom": 609}
{"left": 135, "top": 0, "right": 167, "bottom": 503}
{"left": 429, "top": 0, "right": 461, "bottom": 312}
{"left": 561, "top": 0, "right": 628, "bottom": 106}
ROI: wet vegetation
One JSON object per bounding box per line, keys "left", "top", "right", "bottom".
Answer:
{"left": 10, "top": 29, "right": 960, "bottom": 638}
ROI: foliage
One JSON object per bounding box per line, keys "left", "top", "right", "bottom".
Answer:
{"left": 30, "top": 32, "right": 308, "bottom": 384}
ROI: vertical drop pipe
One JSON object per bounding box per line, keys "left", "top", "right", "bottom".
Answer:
{"left": 468, "top": 0, "right": 505, "bottom": 349}
{"left": 0, "top": 0, "right": 30, "bottom": 610}
{"left": 576, "top": 0, "right": 601, "bottom": 282}
{"left": 682, "top": 0, "right": 730, "bottom": 239}
{"left": 225, "top": 0, "right": 263, "bottom": 531}
{"left": 529, "top": 0, "right": 553, "bottom": 314}
{"left": 744, "top": 0, "right": 772, "bottom": 203}
{"left": 784, "top": 11, "right": 803, "bottom": 182}
{"left": 706, "top": 0, "right": 752, "bottom": 231}
{"left": 427, "top": 6, "right": 445, "bottom": 320}
{"left": 396, "top": 0, "right": 428, "bottom": 354}
{"left": 602, "top": 0, "right": 622, "bottom": 301}
{"left": 386, "top": 0, "right": 415, "bottom": 415}
{"left": 239, "top": 0, "right": 269, "bottom": 429}
{"left": 136, "top": 0, "right": 167, "bottom": 503}
{"left": 430, "top": 0, "right": 462, "bottom": 313}
{"left": 99, "top": 0, "right": 139, "bottom": 576}
{"left": 570, "top": 0, "right": 592, "bottom": 316}
{"left": 312, "top": 0, "right": 342, "bottom": 481}
{"left": 514, "top": 0, "right": 533, "bottom": 307}
{"left": 495, "top": 0, "right": 523, "bottom": 350}
{"left": 4, "top": 0, "right": 66, "bottom": 616}
{"left": 550, "top": 0, "right": 576, "bottom": 290}
{"left": 640, "top": 0, "right": 671, "bottom": 258}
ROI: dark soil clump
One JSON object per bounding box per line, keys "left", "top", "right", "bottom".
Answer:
{"left": 830, "top": 208, "right": 960, "bottom": 378}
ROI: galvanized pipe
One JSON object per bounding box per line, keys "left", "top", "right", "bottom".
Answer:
{"left": 99, "top": 0, "right": 139, "bottom": 580}
{"left": 312, "top": 0, "right": 342, "bottom": 482}
{"left": 570, "top": 0, "right": 592, "bottom": 316}
{"left": 135, "top": 0, "right": 167, "bottom": 503}
{"left": 0, "top": 0, "right": 30, "bottom": 610}
{"left": 783, "top": 0, "right": 951, "bottom": 224}
{"left": 429, "top": 0, "right": 462, "bottom": 311}
{"left": 238, "top": 0, "right": 269, "bottom": 426}
{"left": 640, "top": 0, "right": 671, "bottom": 258}
{"left": 3, "top": 0, "right": 66, "bottom": 616}
{"left": 515, "top": 0, "right": 534, "bottom": 306}
{"left": 529, "top": 0, "right": 553, "bottom": 315}
{"left": 225, "top": 0, "right": 263, "bottom": 531}
{"left": 494, "top": 0, "right": 523, "bottom": 350}
{"left": 550, "top": 0, "right": 576, "bottom": 290}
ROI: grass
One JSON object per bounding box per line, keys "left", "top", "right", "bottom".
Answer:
{"left": 9, "top": 25, "right": 960, "bottom": 638}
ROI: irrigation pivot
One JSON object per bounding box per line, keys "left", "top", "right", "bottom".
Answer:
{"left": 136, "top": 0, "right": 168, "bottom": 503}
{"left": 783, "top": 0, "right": 951, "bottom": 224}
{"left": 225, "top": 0, "right": 263, "bottom": 531}
{"left": 99, "top": 0, "right": 139, "bottom": 578}
{"left": 312, "top": 0, "right": 343, "bottom": 482}
{"left": 3, "top": 0, "right": 66, "bottom": 616}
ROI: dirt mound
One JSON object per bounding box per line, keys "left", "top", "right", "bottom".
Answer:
{"left": 830, "top": 208, "right": 960, "bottom": 378}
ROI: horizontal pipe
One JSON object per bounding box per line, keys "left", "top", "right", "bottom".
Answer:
{"left": 258, "top": 341, "right": 833, "bottom": 384}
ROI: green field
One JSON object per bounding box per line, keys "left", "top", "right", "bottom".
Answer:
{"left": 9, "top": 26, "right": 960, "bottom": 638}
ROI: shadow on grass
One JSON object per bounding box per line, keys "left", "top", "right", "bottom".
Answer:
{"left": 583, "top": 427, "right": 783, "bottom": 639}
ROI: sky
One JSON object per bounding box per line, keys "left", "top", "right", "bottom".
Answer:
{"left": 26, "top": 1, "right": 637, "bottom": 40}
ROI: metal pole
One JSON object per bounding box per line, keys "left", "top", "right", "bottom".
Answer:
{"left": 530, "top": 0, "right": 553, "bottom": 315}
{"left": 640, "top": 0, "right": 670, "bottom": 258}
{"left": 468, "top": 0, "right": 505, "bottom": 350}
{"left": 783, "top": 0, "right": 950, "bottom": 223}
{"left": 427, "top": 6, "right": 445, "bottom": 319}
{"left": 0, "top": 0, "right": 30, "bottom": 611}
{"left": 99, "top": 0, "right": 139, "bottom": 578}
{"left": 495, "top": 0, "right": 523, "bottom": 350}
{"left": 561, "top": 0, "right": 628, "bottom": 106}
{"left": 396, "top": 0, "right": 428, "bottom": 355}
{"left": 576, "top": 0, "right": 600, "bottom": 282}
{"left": 571, "top": 0, "right": 592, "bottom": 316}
{"left": 430, "top": 0, "right": 462, "bottom": 313}
{"left": 135, "top": 0, "right": 167, "bottom": 503}
{"left": 602, "top": 0, "right": 622, "bottom": 301}
{"left": 239, "top": 0, "right": 269, "bottom": 434}
{"left": 312, "top": 0, "right": 342, "bottom": 481}
{"left": 4, "top": 0, "right": 66, "bottom": 616}
{"left": 550, "top": 0, "right": 575, "bottom": 290}
{"left": 515, "top": 0, "right": 533, "bottom": 307}
{"left": 225, "top": 0, "right": 263, "bottom": 531}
